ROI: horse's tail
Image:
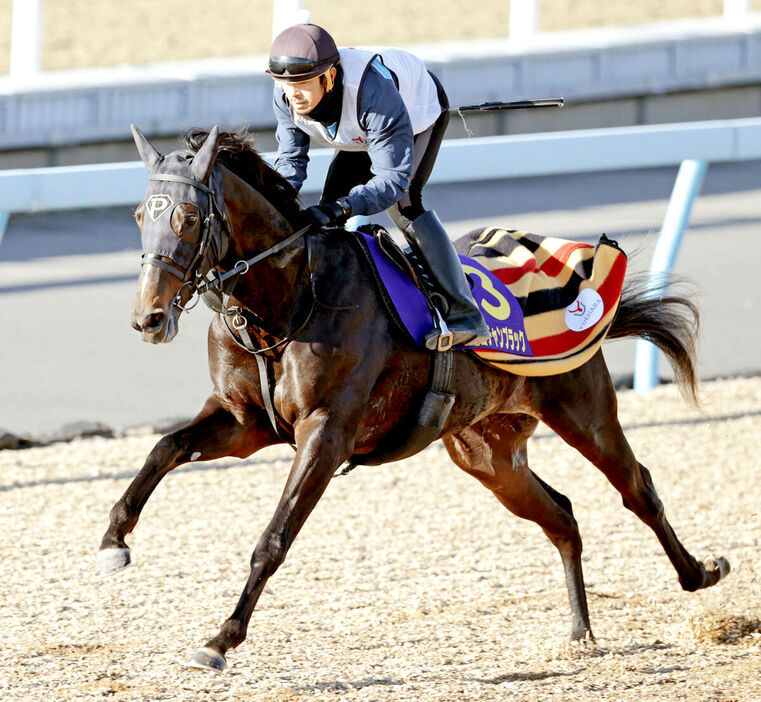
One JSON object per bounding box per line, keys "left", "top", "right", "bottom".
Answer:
{"left": 608, "top": 273, "right": 700, "bottom": 404}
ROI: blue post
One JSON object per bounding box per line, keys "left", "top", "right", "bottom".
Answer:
{"left": 0, "top": 212, "right": 9, "bottom": 255}
{"left": 633, "top": 159, "right": 707, "bottom": 393}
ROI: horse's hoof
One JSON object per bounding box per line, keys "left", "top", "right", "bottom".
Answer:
{"left": 704, "top": 555, "right": 731, "bottom": 581}
{"left": 95, "top": 548, "right": 132, "bottom": 577}
{"left": 183, "top": 647, "right": 226, "bottom": 673}
{"left": 570, "top": 627, "right": 595, "bottom": 643}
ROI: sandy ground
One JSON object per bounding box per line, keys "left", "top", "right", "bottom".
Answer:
{"left": 1, "top": 375, "right": 760, "bottom": 700}
{"left": 1, "top": 0, "right": 761, "bottom": 73}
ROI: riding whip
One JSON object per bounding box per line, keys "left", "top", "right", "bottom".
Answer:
{"left": 452, "top": 97, "right": 564, "bottom": 113}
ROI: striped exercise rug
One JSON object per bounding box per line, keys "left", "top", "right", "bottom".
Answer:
{"left": 456, "top": 227, "right": 628, "bottom": 376}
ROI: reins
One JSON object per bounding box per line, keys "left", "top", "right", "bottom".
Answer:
{"left": 195, "top": 222, "right": 315, "bottom": 351}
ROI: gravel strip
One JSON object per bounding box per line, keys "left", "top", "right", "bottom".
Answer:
{"left": 2, "top": 376, "right": 760, "bottom": 701}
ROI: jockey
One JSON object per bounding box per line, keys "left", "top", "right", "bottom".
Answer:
{"left": 267, "top": 21, "right": 488, "bottom": 349}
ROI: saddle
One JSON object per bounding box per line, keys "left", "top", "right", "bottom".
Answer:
{"left": 348, "top": 224, "right": 628, "bottom": 377}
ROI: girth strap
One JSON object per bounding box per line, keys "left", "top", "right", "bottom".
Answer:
{"left": 335, "top": 349, "right": 455, "bottom": 477}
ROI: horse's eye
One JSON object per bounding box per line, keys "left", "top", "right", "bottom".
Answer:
{"left": 186, "top": 216, "right": 198, "bottom": 226}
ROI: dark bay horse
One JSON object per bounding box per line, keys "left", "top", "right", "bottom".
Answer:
{"left": 96, "top": 126, "right": 729, "bottom": 672}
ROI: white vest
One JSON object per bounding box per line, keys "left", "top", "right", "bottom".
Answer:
{"left": 292, "top": 47, "right": 443, "bottom": 152}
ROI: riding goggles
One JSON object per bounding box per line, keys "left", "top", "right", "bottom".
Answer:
{"left": 267, "top": 54, "right": 338, "bottom": 82}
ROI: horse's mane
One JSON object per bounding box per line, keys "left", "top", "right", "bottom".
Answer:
{"left": 182, "top": 128, "right": 302, "bottom": 223}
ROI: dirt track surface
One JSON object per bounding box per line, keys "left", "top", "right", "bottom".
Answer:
{"left": 2, "top": 0, "right": 761, "bottom": 73}
{"left": 2, "top": 376, "right": 760, "bottom": 700}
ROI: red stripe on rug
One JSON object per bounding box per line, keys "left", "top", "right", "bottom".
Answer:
{"left": 526, "top": 254, "right": 627, "bottom": 356}
{"left": 491, "top": 258, "right": 537, "bottom": 285}
{"left": 537, "top": 242, "right": 593, "bottom": 278}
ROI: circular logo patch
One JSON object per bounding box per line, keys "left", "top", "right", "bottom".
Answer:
{"left": 565, "top": 288, "right": 604, "bottom": 332}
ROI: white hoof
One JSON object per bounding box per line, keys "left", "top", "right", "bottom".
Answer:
{"left": 184, "top": 647, "right": 226, "bottom": 673}
{"left": 704, "top": 555, "right": 731, "bottom": 580}
{"left": 96, "top": 548, "right": 132, "bottom": 577}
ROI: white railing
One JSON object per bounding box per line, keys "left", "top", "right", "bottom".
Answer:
{"left": 1, "top": 117, "right": 760, "bottom": 389}
{"left": 3, "top": 118, "right": 759, "bottom": 211}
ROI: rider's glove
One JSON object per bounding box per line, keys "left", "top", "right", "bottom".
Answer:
{"left": 304, "top": 198, "right": 352, "bottom": 229}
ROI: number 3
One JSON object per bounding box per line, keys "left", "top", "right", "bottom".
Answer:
{"left": 462, "top": 265, "right": 511, "bottom": 321}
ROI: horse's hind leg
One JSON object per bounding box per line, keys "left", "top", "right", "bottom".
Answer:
{"left": 444, "top": 416, "right": 593, "bottom": 641}
{"left": 96, "top": 396, "right": 280, "bottom": 576}
{"left": 531, "top": 353, "right": 729, "bottom": 593}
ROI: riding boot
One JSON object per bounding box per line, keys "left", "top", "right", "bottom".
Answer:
{"left": 404, "top": 210, "right": 489, "bottom": 349}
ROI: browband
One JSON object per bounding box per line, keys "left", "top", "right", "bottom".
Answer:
{"left": 149, "top": 173, "right": 214, "bottom": 195}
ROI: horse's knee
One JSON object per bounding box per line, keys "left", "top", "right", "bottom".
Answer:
{"left": 623, "top": 464, "right": 665, "bottom": 518}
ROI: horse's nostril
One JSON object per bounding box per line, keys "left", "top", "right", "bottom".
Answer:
{"left": 142, "top": 312, "right": 166, "bottom": 331}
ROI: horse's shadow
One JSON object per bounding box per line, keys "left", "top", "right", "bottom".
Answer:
{"left": 296, "top": 677, "right": 405, "bottom": 692}
{"left": 466, "top": 669, "right": 584, "bottom": 684}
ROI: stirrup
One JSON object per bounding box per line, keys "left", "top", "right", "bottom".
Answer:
{"left": 424, "top": 307, "right": 454, "bottom": 352}
{"left": 425, "top": 329, "right": 454, "bottom": 352}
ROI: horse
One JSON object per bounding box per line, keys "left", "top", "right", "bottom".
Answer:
{"left": 96, "top": 125, "right": 729, "bottom": 672}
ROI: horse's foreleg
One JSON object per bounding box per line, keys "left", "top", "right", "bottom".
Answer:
{"left": 97, "top": 398, "right": 279, "bottom": 576}
{"left": 185, "top": 410, "right": 354, "bottom": 672}
{"left": 444, "top": 419, "right": 593, "bottom": 641}
{"left": 532, "top": 355, "right": 729, "bottom": 594}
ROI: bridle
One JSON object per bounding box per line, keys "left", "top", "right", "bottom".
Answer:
{"left": 141, "top": 171, "right": 230, "bottom": 311}
{"left": 139, "top": 164, "right": 338, "bottom": 354}
{"left": 132, "top": 134, "right": 358, "bottom": 448}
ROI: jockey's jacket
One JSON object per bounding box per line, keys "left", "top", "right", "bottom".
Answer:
{"left": 272, "top": 47, "right": 445, "bottom": 216}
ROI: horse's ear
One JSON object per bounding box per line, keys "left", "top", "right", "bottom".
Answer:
{"left": 191, "top": 126, "right": 220, "bottom": 183}
{"left": 131, "top": 124, "right": 161, "bottom": 172}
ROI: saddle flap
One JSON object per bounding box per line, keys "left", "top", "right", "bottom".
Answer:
{"left": 348, "top": 226, "right": 434, "bottom": 346}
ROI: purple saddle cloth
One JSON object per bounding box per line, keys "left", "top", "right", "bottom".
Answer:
{"left": 354, "top": 231, "right": 529, "bottom": 352}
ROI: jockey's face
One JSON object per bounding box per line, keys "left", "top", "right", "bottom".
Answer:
{"left": 277, "top": 67, "right": 337, "bottom": 116}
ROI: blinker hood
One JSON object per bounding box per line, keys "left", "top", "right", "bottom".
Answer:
{"left": 131, "top": 125, "right": 226, "bottom": 273}
{"left": 137, "top": 154, "right": 213, "bottom": 269}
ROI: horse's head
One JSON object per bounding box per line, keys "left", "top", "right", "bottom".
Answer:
{"left": 130, "top": 125, "right": 229, "bottom": 343}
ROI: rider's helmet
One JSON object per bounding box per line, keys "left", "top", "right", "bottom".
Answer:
{"left": 266, "top": 23, "right": 340, "bottom": 82}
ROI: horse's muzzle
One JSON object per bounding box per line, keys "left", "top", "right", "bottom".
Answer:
{"left": 131, "top": 308, "right": 176, "bottom": 343}
{"left": 131, "top": 263, "right": 183, "bottom": 343}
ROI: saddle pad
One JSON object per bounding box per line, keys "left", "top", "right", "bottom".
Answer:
{"left": 352, "top": 231, "right": 436, "bottom": 345}
{"left": 457, "top": 227, "right": 627, "bottom": 375}
{"left": 352, "top": 227, "right": 627, "bottom": 377}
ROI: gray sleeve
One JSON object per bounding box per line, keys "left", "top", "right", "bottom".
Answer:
{"left": 343, "top": 69, "right": 414, "bottom": 216}
{"left": 272, "top": 86, "right": 310, "bottom": 193}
